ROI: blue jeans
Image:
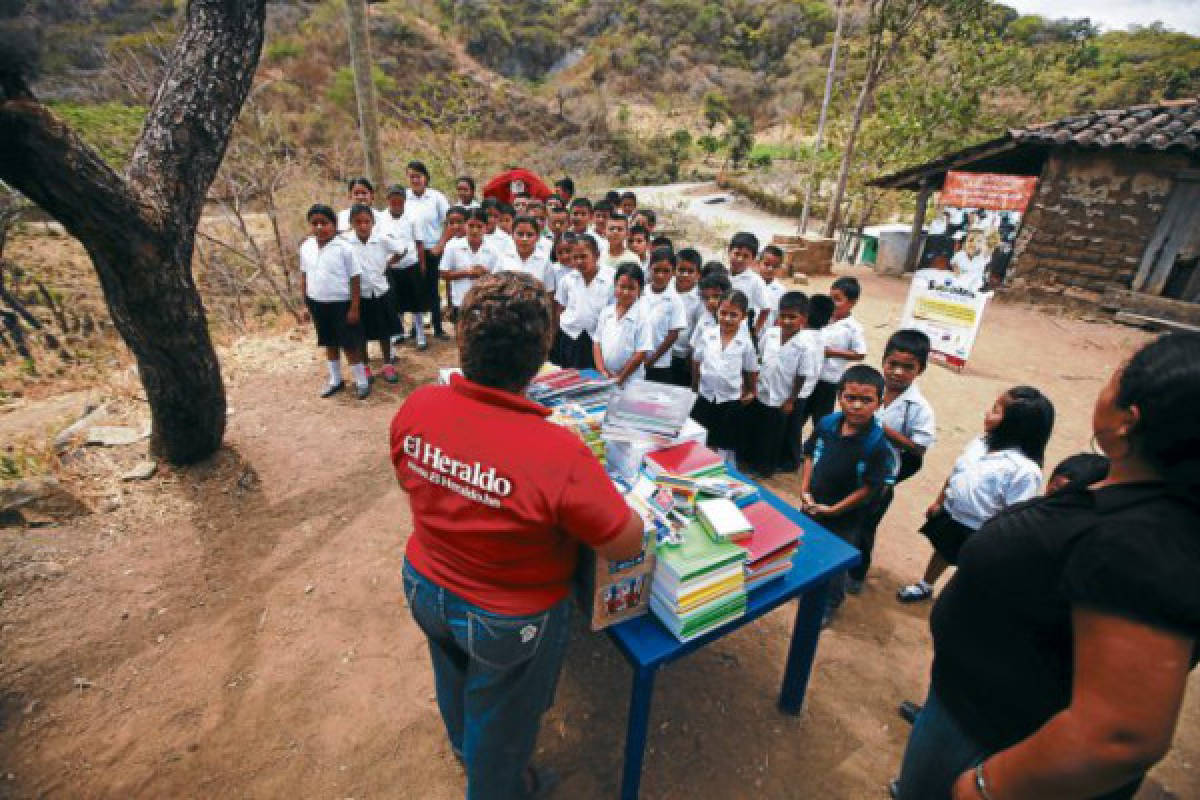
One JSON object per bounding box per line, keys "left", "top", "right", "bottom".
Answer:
{"left": 402, "top": 560, "right": 571, "bottom": 800}
{"left": 895, "top": 687, "right": 990, "bottom": 800}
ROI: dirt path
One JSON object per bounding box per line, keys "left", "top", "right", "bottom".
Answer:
{"left": 2, "top": 219, "right": 1197, "bottom": 797}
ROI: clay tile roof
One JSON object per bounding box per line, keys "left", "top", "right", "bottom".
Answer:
{"left": 1011, "top": 98, "right": 1200, "bottom": 152}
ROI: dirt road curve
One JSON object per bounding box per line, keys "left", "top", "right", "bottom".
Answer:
{"left": 1, "top": 200, "right": 1195, "bottom": 798}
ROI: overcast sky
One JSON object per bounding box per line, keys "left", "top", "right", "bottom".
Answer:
{"left": 1001, "top": 0, "right": 1200, "bottom": 34}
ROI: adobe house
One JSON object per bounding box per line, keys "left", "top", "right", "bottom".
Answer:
{"left": 870, "top": 98, "right": 1200, "bottom": 327}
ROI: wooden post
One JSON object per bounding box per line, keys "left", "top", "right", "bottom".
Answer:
{"left": 904, "top": 181, "right": 933, "bottom": 273}
{"left": 799, "top": 0, "right": 844, "bottom": 235}
{"left": 345, "top": 0, "right": 386, "bottom": 192}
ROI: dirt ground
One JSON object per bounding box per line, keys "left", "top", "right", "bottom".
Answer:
{"left": 2, "top": 266, "right": 1197, "bottom": 799}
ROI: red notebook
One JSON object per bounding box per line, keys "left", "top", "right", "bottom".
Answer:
{"left": 740, "top": 501, "right": 803, "bottom": 563}
{"left": 644, "top": 441, "right": 724, "bottom": 478}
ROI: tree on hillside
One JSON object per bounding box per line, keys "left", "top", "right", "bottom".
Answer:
{"left": 0, "top": 1, "right": 268, "bottom": 465}
{"left": 822, "top": 0, "right": 985, "bottom": 237}
{"left": 703, "top": 90, "right": 731, "bottom": 131}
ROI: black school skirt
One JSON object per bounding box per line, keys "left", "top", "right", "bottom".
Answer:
{"left": 360, "top": 291, "right": 398, "bottom": 340}
{"left": 306, "top": 298, "right": 364, "bottom": 351}
{"left": 692, "top": 396, "right": 743, "bottom": 452}
{"left": 554, "top": 330, "right": 595, "bottom": 370}
{"left": 921, "top": 509, "right": 975, "bottom": 564}
{"left": 387, "top": 266, "right": 423, "bottom": 313}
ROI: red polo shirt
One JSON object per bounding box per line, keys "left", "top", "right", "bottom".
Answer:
{"left": 391, "top": 374, "right": 629, "bottom": 615}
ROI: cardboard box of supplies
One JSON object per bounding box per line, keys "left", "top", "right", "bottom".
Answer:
{"left": 575, "top": 498, "right": 656, "bottom": 631}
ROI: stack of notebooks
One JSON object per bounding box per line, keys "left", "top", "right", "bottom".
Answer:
{"left": 643, "top": 440, "right": 727, "bottom": 481}
{"left": 650, "top": 520, "right": 748, "bottom": 642}
{"left": 739, "top": 501, "right": 803, "bottom": 591}
{"left": 696, "top": 497, "right": 753, "bottom": 542}
{"left": 547, "top": 403, "right": 606, "bottom": 463}
{"left": 527, "top": 368, "right": 615, "bottom": 408}
{"left": 603, "top": 380, "right": 697, "bottom": 442}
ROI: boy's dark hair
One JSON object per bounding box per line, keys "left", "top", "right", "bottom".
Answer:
{"left": 1050, "top": 453, "right": 1110, "bottom": 485}
{"left": 569, "top": 197, "right": 592, "bottom": 212}
{"left": 555, "top": 177, "right": 575, "bottom": 197}
{"left": 987, "top": 385, "right": 1055, "bottom": 466}
{"left": 348, "top": 203, "right": 375, "bottom": 222}
{"left": 778, "top": 291, "right": 809, "bottom": 315}
{"left": 721, "top": 289, "right": 750, "bottom": 313}
{"left": 445, "top": 205, "right": 468, "bottom": 221}
{"left": 620, "top": 190, "right": 637, "bottom": 202}
{"left": 456, "top": 175, "right": 476, "bottom": 191}
{"left": 639, "top": 209, "right": 657, "bottom": 227}
{"left": 678, "top": 248, "right": 702, "bottom": 268}
{"left": 839, "top": 364, "right": 885, "bottom": 401}
{"left": 884, "top": 329, "right": 932, "bottom": 370}
{"left": 406, "top": 161, "right": 429, "bottom": 179}
{"left": 306, "top": 203, "right": 337, "bottom": 225}
{"left": 459, "top": 272, "right": 554, "bottom": 392}
{"left": 831, "top": 276, "right": 861, "bottom": 302}
{"left": 807, "top": 294, "right": 834, "bottom": 329}
{"left": 512, "top": 214, "right": 541, "bottom": 232}
{"left": 729, "top": 232, "right": 759, "bottom": 255}
{"left": 762, "top": 244, "right": 784, "bottom": 260}
{"left": 575, "top": 234, "right": 600, "bottom": 258}
{"left": 465, "top": 207, "right": 488, "bottom": 224}
{"left": 497, "top": 202, "right": 515, "bottom": 216}
{"left": 701, "top": 260, "right": 728, "bottom": 278}
{"left": 347, "top": 176, "right": 374, "bottom": 194}
{"left": 605, "top": 190, "right": 621, "bottom": 205}
{"left": 594, "top": 200, "right": 614, "bottom": 214}
{"left": 607, "top": 213, "right": 628, "bottom": 225}
{"left": 699, "top": 273, "right": 732, "bottom": 294}
{"left": 614, "top": 263, "right": 645, "bottom": 288}
{"left": 648, "top": 247, "right": 677, "bottom": 268}
{"left": 650, "top": 235, "right": 673, "bottom": 250}
{"left": 630, "top": 224, "right": 649, "bottom": 239}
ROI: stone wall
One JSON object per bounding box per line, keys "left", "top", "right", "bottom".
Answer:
{"left": 1009, "top": 150, "right": 1194, "bottom": 305}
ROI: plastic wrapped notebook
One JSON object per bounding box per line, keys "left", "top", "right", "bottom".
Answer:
{"left": 603, "top": 379, "right": 697, "bottom": 441}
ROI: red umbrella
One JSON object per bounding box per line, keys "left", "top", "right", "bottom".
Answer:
{"left": 481, "top": 168, "right": 553, "bottom": 206}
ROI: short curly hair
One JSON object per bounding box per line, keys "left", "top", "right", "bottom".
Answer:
{"left": 458, "top": 272, "right": 554, "bottom": 392}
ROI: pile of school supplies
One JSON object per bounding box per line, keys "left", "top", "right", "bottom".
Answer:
{"left": 649, "top": 519, "right": 748, "bottom": 642}
{"left": 527, "top": 368, "right": 615, "bottom": 408}
{"left": 643, "top": 440, "right": 726, "bottom": 481}
{"left": 696, "top": 497, "right": 753, "bottom": 542}
{"left": 547, "top": 403, "right": 606, "bottom": 463}
{"left": 605, "top": 417, "right": 707, "bottom": 483}
{"left": 738, "top": 501, "right": 803, "bottom": 591}
{"left": 602, "top": 380, "right": 697, "bottom": 442}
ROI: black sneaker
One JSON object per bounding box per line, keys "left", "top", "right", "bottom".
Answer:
{"left": 320, "top": 381, "right": 345, "bottom": 398}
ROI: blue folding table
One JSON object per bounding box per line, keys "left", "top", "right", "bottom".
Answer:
{"left": 605, "top": 475, "right": 860, "bottom": 800}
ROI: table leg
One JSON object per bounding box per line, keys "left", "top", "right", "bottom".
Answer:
{"left": 620, "top": 664, "right": 657, "bottom": 800}
{"left": 778, "top": 578, "right": 831, "bottom": 715}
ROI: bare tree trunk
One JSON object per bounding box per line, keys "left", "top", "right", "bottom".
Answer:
{"left": 346, "top": 0, "right": 387, "bottom": 192}
{"left": 904, "top": 182, "right": 932, "bottom": 271}
{"left": 0, "top": 1, "right": 268, "bottom": 465}
{"left": 822, "top": 64, "right": 876, "bottom": 238}
{"left": 799, "top": 0, "right": 844, "bottom": 235}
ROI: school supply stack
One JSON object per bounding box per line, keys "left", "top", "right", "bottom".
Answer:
{"left": 547, "top": 403, "right": 607, "bottom": 464}
{"left": 527, "top": 368, "right": 615, "bottom": 409}
{"left": 642, "top": 440, "right": 726, "bottom": 481}
{"left": 605, "top": 417, "right": 707, "bottom": 483}
{"left": 695, "top": 497, "right": 753, "bottom": 542}
{"left": 738, "top": 501, "right": 804, "bottom": 591}
{"left": 602, "top": 380, "right": 697, "bottom": 443}
{"left": 649, "top": 519, "right": 748, "bottom": 642}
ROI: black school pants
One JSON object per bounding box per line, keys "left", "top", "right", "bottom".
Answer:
{"left": 413, "top": 251, "right": 445, "bottom": 336}
{"left": 850, "top": 485, "right": 894, "bottom": 582}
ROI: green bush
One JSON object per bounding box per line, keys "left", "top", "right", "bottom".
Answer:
{"left": 265, "top": 38, "right": 305, "bottom": 62}
{"left": 327, "top": 66, "right": 398, "bottom": 114}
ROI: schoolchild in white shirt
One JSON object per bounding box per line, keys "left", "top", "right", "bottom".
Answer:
{"left": 780, "top": 294, "right": 833, "bottom": 471}
{"left": 804, "top": 275, "right": 867, "bottom": 432}
{"left": 553, "top": 234, "right": 615, "bottom": 369}
{"left": 439, "top": 208, "right": 498, "bottom": 320}
{"left": 669, "top": 248, "right": 705, "bottom": 387}
{"left": 599, "top": 214, "right": 641, "bottom": 271}
{"left": 484, "top": 200, "right": 518, "bottom": 261}
{"left": 744, "top": 292, "right": 821, "bottom": 477}
{"left": 687, "top": 271, "right": 731, "bottom": 357}
{"left": 847, "top": 329, "right": 938, "bottom": 594}
{"left": 406, "top": 161, "right": 450, "bottom": 339}
{"left": 641, "top": 248, "right": 687, "bottom": 384}
{"left": 691, "top": 289, "right": 758, "bottom": 464}
{"left": 381, "top": 184, "right": 422, "bottom": 346}
{"left": 454, "top": 175, "right": 479, "bottom": 209}
{"left": 336, "top": 177, "right": 387, "bottom": 232}
{"left": 500, "top": 216, "right": 557, "bottom": 293}
{"left": 728, "top": 232, "right": 772, "bottom": 342}
{"left": 589, "top": 201, "right": 612, "bottom": 260}
{"left": 898, "top": 386, "right": 1054, "bottom": 603}
{"left": 299, "top": 204, "right": 368, "bottom": 399}
{"left": 593, "top": 264, "right": 653, "bottom": 386}
{"left": 344, "top": 204, "right": 408, "bottom": 386}
{"left": 628, "top": 224, "right": 651, "bottom": 268}
{"left": 758, "top": 245, "right": 787, "bottom": 328}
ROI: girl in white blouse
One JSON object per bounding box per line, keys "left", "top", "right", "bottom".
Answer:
{"left": 593, "top": 264, "right": 652, "bottom": 386}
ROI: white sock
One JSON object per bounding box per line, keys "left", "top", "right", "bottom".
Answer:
{"left": 718, "top": 448, "right": 736, "bottom": 464}
{"left": 327, "top": 360, "right": 342, "bottom": 386}
{"left": 351, "top": 363, "right": 369, "bottom": 389}
{"left": 413, "top": 313, "right": 427, "bottom": 344}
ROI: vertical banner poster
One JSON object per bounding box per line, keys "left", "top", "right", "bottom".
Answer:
{"left": 921, "top": 171, "right": 1039, "bottom": 287}
{"left": 899, "top": 268, "right": 991, "bottom": 369}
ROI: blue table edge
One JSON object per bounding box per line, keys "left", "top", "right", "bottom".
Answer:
{"left": 605, "top": 467, "right": 861, "bottom": 668}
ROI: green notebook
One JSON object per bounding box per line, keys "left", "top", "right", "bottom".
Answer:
{"left": 656, "top": 520, "right": 747, "bottom": 584}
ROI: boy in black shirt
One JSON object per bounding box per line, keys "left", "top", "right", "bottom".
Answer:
{"left": 801, "top": 364, "right": 893, "bottom": 622}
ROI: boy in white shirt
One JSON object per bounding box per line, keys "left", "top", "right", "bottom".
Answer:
{"left": 669, "top": 249, "right": 704, "bottom": 387}
{"left": 728, "top": 232, "right": 771, "bottom": 342}
{"left": 500, "top": 216, "right": 557, "bottom": 293}
{"left": 439, "top": 209, "right": 498, "bottom": 327}
{"left": 640, "top": 248, "right": 687, "bottom": 384}
{"left": 759, "top": 245, "right": 787, "bottom": 328}
{"left": 745, "top": 291, "right": 821, "bottom": 477}
{"left": 600, "top": 214, "right": 641, "bottom": 271}
{"left": 806, "top": 275, "right": 867, "bottom": 432}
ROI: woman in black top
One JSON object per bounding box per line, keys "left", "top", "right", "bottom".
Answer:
{"left": 895, "top": 333, "right": 1200, "bottom": 800}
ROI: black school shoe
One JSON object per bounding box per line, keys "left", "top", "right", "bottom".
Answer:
{"left": 320, "top": 381, "right": 345, "bottom": 398}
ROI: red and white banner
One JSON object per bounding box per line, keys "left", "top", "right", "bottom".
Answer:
{"left": 941, "top": 171, "right": 1037, "bottom": 212}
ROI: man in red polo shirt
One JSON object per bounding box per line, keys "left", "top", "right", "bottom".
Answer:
{"left": 391, "top": 272, "right": 643, "bottom": 799}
